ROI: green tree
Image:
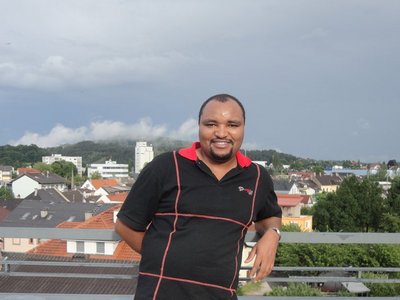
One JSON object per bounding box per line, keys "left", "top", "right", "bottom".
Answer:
{"left": 313, "top": 176, "right": 384, "bottom": 232}
{"left": 267, "top": 283, "right": 323, "bottom": 296}
{"left": 32, "top": 162, "right": 52, "bottom": 173}
{"left": 51, "top": 160, "right": 77, "bottom": 179}
{"left": 90, "top": 171, "right": 102, "bottom": 179}
{"left": 281, "top": 223, "right": 302, "bottom": 232}
{"left": 386, "top": 177, "right": 400, "bottom": 214}
{"left": 0, "top": 186, "right": 14, "bottom": 199}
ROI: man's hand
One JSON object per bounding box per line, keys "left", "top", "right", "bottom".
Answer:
{"left": 244, "top": 228, "right": 280, "bottom": 281}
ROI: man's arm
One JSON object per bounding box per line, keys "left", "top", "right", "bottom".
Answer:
{"left": 115, "top": 219, "right": 145, "bottom": 254}
{"left": 244, "top": 216, "right": 282, "bottom": 281}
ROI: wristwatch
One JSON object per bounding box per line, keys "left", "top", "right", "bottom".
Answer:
{"left": 270, "top": 227, "right": 281, "bottom": 241}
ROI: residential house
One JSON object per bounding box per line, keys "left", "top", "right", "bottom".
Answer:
{"left": 0, "top": 165, "right": 13, "bottom": 184}
{"left": 0, "top": 199, "right": 23, "bottom": 251}
{"left": 0, "top": 199, "right": 114, "bottom": 253}
{"left": 312, "top": 173, "right": 342, "bottom": 193}
{"left": 28, "top": 205, "right": 140, "bottom": 261}
{"left": 81, "top": 179, "right": 120, "bottom": 191}
{"left": 11, "top": 172, "right": 68, "bottom": 199}
{"left": 272, "top": 179, "right": 300, "bottom": 194}
{"left": 277, "top": 194, "right": 313, "bottom": 232}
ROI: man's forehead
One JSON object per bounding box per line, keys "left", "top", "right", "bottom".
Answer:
{"left": 201, "top": 100, "right": 243, "bottom": 119}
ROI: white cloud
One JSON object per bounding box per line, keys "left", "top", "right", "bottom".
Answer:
{"left": 10, "top": 118, "right": 197, "bottom": 147}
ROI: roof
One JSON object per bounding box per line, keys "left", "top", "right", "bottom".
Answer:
{"left": 16, "top": 168, "right": 41, "bottom": 174}
{"left": 107, "top": 192, "right": 129, "bottom": 202}
{"left": 90, "top": 179, "right": 119, "bottom": 190}
{"left": 0, "top": 252, "right": 138, "bottom": 295}
{"left": 277, "top": 194, "right": 303, "bottom": 207}
{"left": 315, "top": 174, "right": 342, "bottom": 186}
{"left": 24, "top": 188, "right": 68, "bottom": 202}
{"left": 14, "top": 172, "right": 68, "bottom": 184}
{"left": 0, "top": 165, "right": 13, "bottom": 172}
{"left": 28, "top": 205, "right": 141, "bottom": 262}
{"left": 62, "top": 190, "right": 85, "bottom": 203}
{"left": 273, "top": 179, "right": 295, "bottom": 192}
{"left": 0, "top": 199, "right": 23, "bottom": 223}
{"left": 0, "top": 200, "right": 115, "bottom": 228}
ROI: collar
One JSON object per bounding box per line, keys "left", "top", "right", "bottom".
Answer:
{"left": 178, "top": 142, "right": 252, "bottom": 168}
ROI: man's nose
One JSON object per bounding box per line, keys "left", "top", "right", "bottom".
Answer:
{"left": 215, "top": 125, "right": 228, "bottom": 137}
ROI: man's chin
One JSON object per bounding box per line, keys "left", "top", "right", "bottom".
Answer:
{"left": 210, "top": 150, "right": 234, "bottom": 163}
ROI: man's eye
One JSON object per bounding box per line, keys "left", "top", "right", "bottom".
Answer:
{"left": 229, "top": 124, "right": 239, "bottom": 127}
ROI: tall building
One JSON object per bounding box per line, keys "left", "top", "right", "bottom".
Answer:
{"left": 42, "top": 154, "right": 83, "bottom": 176}
{"left": 135, "top": 141, "right": 154, "bottom": 174}
{"left": 87, "top": 159, "right": 129, "bottom": 179}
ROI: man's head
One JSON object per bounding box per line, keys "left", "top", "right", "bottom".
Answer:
{"left": 198, "top": 94, "right": 245, "bottom": 164}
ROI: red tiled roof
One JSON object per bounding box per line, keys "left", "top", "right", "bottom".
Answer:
{"left": 17, "top": 167, "right": 41, "bottom": 174}
{"left": 108, "top": 192, "right": 129, "bottom": 202}
{"left": 91, "top": 179, "right": 119, "bottom": 190}
{"left": 28, "top": 205, "right": 141, "bottom": 261}
{"left": 277, "top": 194, "right": 303, "bottom": 207}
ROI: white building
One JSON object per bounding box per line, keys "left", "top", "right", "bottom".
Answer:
{"left": 135, "top": 141, "right": 154, "bottom": 174}
{"left": 42, "top": 154, "right": 83, "bottom": 176}
{"left": 11, "top": 172, "right": 68, "bottom": 199}
{"left": 87, "top": 159, "right": 129, "bottom": 179}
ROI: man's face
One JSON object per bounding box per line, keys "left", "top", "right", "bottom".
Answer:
{"left": 198, "top": 99, "right": 245, "bottom": 164}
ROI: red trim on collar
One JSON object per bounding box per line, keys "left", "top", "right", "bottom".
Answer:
{"left": 178, "top": 142, "right": 252, "bottom": 168}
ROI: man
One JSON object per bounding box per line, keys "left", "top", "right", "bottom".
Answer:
{"left": 116, "top": 94, "right": 282, "bottom": 300}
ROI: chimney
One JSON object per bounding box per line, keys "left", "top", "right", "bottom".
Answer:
{"left": 40, "top": 208, "right": 48, "bottom": 218}
{"left": 85, "top": 212, "right": 93, "bottom": 221}
{"left": 113, "top": 209, "right": 119, "bottom": 223}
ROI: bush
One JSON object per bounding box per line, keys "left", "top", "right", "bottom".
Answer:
{"left": 267, "top": 283, "right": 323, "bottom": 296}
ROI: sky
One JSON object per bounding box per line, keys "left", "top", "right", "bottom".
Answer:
{"left": 0, "top": 0, "right": 399, "bottom": 163}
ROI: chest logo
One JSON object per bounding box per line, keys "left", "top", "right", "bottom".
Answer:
{"left": 238, "top": 186, "right": 253, "bottom": 196}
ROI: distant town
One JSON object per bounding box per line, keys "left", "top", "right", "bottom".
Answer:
{"left": 0, "top": 140, "right": 399, "bottom": 296}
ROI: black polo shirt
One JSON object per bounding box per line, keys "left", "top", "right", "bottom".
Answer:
{"left": 118, "top": 142, "right": 281, "bottom": 300}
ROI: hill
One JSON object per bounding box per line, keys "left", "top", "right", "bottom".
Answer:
{"left": 0, "top": 139, "right": 332, "bottom": 170}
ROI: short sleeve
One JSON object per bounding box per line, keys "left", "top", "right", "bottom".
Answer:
{"left": 117, "top": 153, "right": 172, "bottom": 231}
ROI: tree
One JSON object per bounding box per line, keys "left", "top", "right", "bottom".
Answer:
{"left": 32, "top": 162, "right": 52, "bottom": 173}
{"left": 0, "top": 186, "right": 13, "bottom": 199}
{"left": 51, "top": 160, "right": 77, "bottom": 179}
{"left": 90, "top": 171, "right": 102, "bottom": 179}
{"left": 313, "top": 176, "right": 385, "bottom": 232}
{"left": 386, "top": 177, "right": 400, "bottom": 215}
{"left": 281, "top": 223, "right": 302, "bottom": 232}
{"left": 267, "top": 283, "right": 323, "bottom": 296}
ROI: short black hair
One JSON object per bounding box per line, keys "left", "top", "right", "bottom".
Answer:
{"left": 198, "top": 94, "right": 246, "bottom": 124}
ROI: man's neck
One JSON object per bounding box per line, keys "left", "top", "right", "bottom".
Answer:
{"left": 196, "top": 149, "right": 238, "bottom": 180}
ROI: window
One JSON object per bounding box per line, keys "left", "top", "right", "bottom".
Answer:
{"left": 96, "top": 242, "right": 105, "bottom": 254}
{"left": 76, "top": 241, "right": 85, "bottom": 253}
{"left": 12, "top": 238, "right": 21, "bottom": 245}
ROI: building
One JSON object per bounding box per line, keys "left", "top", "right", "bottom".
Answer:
{"left": 87, "top": 159, "right": 129, "bottom": 179}
{"left": 0, "top": 165, "right": 13, "bottom": 184}
{"left": 42, "top": 154, "right": 83, "bottom": 176}
{"left": 11, "top": 172, "right": 68, "bottom": 199}
{"left": 277, "top": 194, "right": 313, "bottom": 232}
{"left": 0, "top": 199, "right": 114, "bottom": 253}
{"left": 135, "top": 141, "right": 154, "bottom": 174}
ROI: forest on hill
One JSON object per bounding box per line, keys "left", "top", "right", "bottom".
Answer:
{"left": 0, "top": 138, "right": 338, "bottom": 171}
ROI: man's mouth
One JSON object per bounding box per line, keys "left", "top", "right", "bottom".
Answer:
{"left": 211, "top": 140, "right": 233, "bottom": 148}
